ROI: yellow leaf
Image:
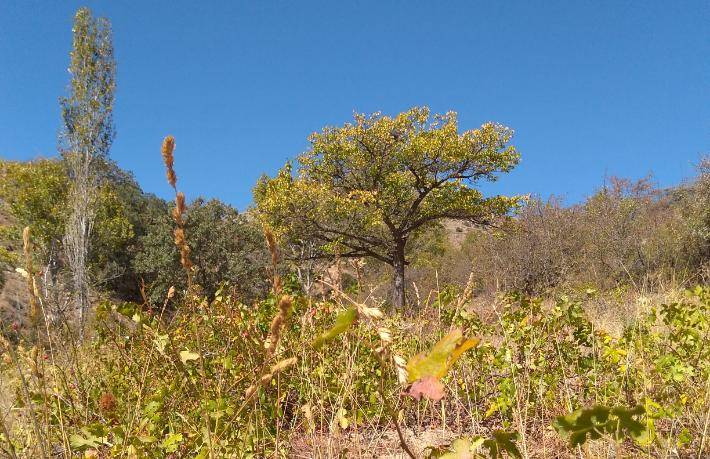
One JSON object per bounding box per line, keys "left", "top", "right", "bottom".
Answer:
{"left": 448, "top": 337, "right": 480, "bottom": 372}
{"left": 179, "top": 350, "right": 199, "bottom": 364}
{"left": 406, "top": 329, "right": 480, "bottom": 383}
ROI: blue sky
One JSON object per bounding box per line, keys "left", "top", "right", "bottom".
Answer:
{"left": 1, "top": 1, "right": 708, "bottom": 210}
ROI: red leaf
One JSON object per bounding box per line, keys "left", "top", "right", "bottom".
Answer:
{"left": 407, "top": 376, "right": 445, "bottom": 401}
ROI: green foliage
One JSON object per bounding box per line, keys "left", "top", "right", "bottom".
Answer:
{"left": 429, "top": 431, "right": 521, "bottom": 459}
{"left": 482, "top": 431, "right": 522, "bottom": 459}
{"left": 255, "top": 107, "right": 521, "bottom": 307}
{"left": 553, "top": 404, "right": 650, "bottom": 447}
{"left": 3, "top": 274, "right": 710, "bottom": 457}
{"left": 60, "top": 7, "right": 115, "bottom": 163}
{"left": 90, "top": 181, "right": 136, "bottom": 282}
{"left": 443, "top": 174, "right": 710, "bottom": 298}
{"left": 0, "top": 158, "right": 142, "bottom": 296}
{"left": 132, "top": 198, "right": 270, "bottom": 304}
{"left": 0, "top": 159, "right": 69, "bottom": 250}
{"left": 0, "top": 155, "right": 272, "bottom": 310}
{"left": 69, "top": 424, "right": 110, "bottom": 450}
{"left": 0, "top": 158, "right": 135, "bottom": 258}
{"left": 91, "top": 164, "right": 169, "bottom": 299}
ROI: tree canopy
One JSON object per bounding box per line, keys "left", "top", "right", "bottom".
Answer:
{"left": 254, "top": 107, "right": 521, "bottom": 307}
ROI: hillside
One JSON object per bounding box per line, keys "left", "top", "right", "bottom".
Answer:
{"left": 0, "top": 211, "right": 30, "bottom": 332}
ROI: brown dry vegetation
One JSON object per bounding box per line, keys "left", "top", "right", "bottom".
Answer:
{"left": 0, "top": 150, "right": 709, "bottom": 458}
{"left": 0, "top": 130, "right": 709, "bottom": 458}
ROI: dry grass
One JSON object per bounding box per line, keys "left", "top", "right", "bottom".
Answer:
{"left": 0, "top": 142, "right": 707, "bottom": 458}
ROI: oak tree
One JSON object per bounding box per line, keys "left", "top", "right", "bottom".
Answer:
{"left": 254, "top": 107, "right": 521, "bottom": 308}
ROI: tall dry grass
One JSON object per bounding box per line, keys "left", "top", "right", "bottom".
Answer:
{"left": 0, "top": 143, "right": 708, "bottom": 458}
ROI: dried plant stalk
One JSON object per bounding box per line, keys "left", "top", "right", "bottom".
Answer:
{"left": 263, "top": 295, "right": 292, "bottom": 360}
{"left": 245, "top": 357, "right": 298, "bottom": 398}
{"left": 161, "top": 135, "right": 177, "bottom": 189}
{"left": 160, "top": 136, "right": 193, "bottom": 286}
{"left": 22, "top": 227, "right": 39, "bottom": 327}
{"left": 264, "top": 226, "right": 281, "bottom": 294}
{"left": 244, "top": 233, "right": 296, "bottom": 399}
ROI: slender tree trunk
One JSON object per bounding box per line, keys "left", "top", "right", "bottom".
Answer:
{"left": 65, "top": 184, "right": 93, "bottom": 341}
{"left": 43, "top": 240, "right": 59, "bottom": 299}
{"left": 392, "top": 241, "right": 406, "bottom": 309}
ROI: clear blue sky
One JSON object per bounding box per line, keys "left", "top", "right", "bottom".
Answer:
{"left": 1, "top": 1, "right": 708, "bottom": 210}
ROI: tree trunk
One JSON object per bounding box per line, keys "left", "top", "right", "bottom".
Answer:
{"left": 65, "top": 199, "right": 93, "bottom": 341}
{"left": 392, "top": 241, "right": 406, "bottom": 309}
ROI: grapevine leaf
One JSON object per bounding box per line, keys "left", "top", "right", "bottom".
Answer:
{"left": 313, "top": 307, "right": 357, "bottom": 349}
{"left": 483, "top": 430, "right": 522, "bottom": 458}
{"left": 406, "top": 328, "right": 479, "bottom": 383}
{"left": 553, "top": 404, "right": 648, "bottom": 447}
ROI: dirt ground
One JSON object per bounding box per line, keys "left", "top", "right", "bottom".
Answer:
{"left": 288, "top": 427, "right": 456, "bottom": 458}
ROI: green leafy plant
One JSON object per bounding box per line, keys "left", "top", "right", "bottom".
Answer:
{"left": 429, "top": 431, "right": 522, "bottom": 459}
{"left": 553, "top": 404, "right": 651, "bottom": 447}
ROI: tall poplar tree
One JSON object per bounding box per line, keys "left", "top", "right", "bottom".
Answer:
{"left": 60, "top": 8, "right": 116, "bottom": 337}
